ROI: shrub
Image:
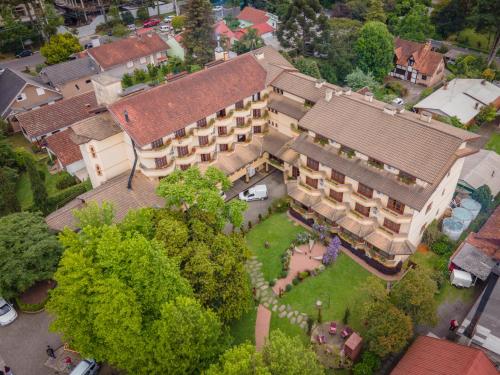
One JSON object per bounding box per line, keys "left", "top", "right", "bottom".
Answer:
{"left": 47, "top": 180, "right": 90, "bottom": 212}
{"left": 323, "top": 235, "right": 341, "bottom": 265}
{"left": 385, "top": 81, "right": 408, "bottom": 97}
{"left": 271, "top": 197, "right": 290, "bottom": 213}
{"left": 269, "top": 279, "right": 276, "bottom": 287}
{"left": 343, "top": 307, "right": 350, "bottom": 324}
{"left": 285, "top": 284, "right": 292, "bottom": 292}
{"left": 279, "top": 270, "right": 288, "bottom": 279}
{"left": 292, "top": 277, "right": 299, "bottom": 285}
{"left": 15, "top": 296, "right": 48, "bottom": 312}
{"left": 247, "top": 220, "right": 252, "bottom": 230}
{"left": 121, "top": 10, "right": 134, "bottom": 25}
{"left": 431, "top": 235, "right": 454, "bottom": 256}
{"left": 55, "top": 173, "right": 76, "bottom": 190}
{"left": 298, "top": 271, "right": 309, "bottom": 280}
{"left": 419, "top": 87, "right": 434, "bottom": 100}
{"left": 258, "top": 213, "right": 263, "bottom": 222}
{"left": 136, "top": 6, "right": 149, "bottom": 21}
{"left": 267, "top": 206, "right": 273, "bottom": 216}
{"left": 295, "top": 231, "right": 310, "bottom": 245}
{"left": 422, "top": 220, "right": 441, "bottom": 246}
{"left": 112, "top": 24, "right": 129, "bottom": 37}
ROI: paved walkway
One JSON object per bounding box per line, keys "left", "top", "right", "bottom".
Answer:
{"left": 273, "top": 242, "right": 325, "bottom": 294}
{"left": 255, "top": 305, "right": 271, "bottom": 350}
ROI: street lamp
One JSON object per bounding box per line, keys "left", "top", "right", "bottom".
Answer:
{"left": 316, "top": 300, "right": 322, "bottom": 324}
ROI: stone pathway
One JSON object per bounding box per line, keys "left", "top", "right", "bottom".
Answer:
{"left": 246, "top": 256, "right": 310, "bottom": 349}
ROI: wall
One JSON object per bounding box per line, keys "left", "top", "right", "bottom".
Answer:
{"left": 58, "top": 76, "right": 95, "bottom": 98}
{"left": 66, "top": 159, "right": 87, "bottom": 176}
{"left": 103, "top": 50, "right": 168, "bottom": 77}
{"left": 10, "top": 84, "right": 61, "bottom": 112}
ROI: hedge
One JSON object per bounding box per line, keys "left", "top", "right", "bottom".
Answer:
{"left": 15, "top": 296, "right": 48, "bottom": 313}
{"left": 47, "top": 180, "right": 91, "bottom": 211}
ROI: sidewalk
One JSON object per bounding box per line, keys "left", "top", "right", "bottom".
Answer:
{"left": 255, "top": 305, "right": 271, "bottom": 351}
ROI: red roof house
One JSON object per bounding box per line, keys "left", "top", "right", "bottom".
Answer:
{"left": 391, "top": 336, "right": 498, "bottom": 375}
{"left": 45, "top": 129, "right": 83, "bottom": 168}
{"left": 237, "top": 7, "right": 270, "bottom": 25}
{"left": 466, "top": 206, "right": 500, "bottom": 261}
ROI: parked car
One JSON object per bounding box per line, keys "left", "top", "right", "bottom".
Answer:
{"left": 143, "top": 18, "right": 161, "bottom": 28}
{"left": 16, "top": 49, "right": 32, "bottom": 58}
{"left": 69, "top": 359, "right": 99, "bottom": 375}
{"left": 392, "top": 97, "right": 405, "bottom": 106}
{"left": 239, "top": 185, "right": 268, "bottom": 202}
{"left": 164, "top": 15, "right": 173, "bottom": 23}
{"left": 159, "top": 24, "right": 171, "bottom": 33}
{"left": 127, "top": 24, "right": 137, "bottom": 31}
{"left": 0, "top": 298, "right": 17, "bottom": 326}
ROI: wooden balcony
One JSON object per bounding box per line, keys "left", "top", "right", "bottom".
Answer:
{"left": 324, "top": 178, "right": 352, "bottom": 192}
{"left": 140, "top": 160, "right": 175, "bottom": 177}
{"left": 193, "top": 123, "right": 214, "bottom": 137}
{"left": 195, "top": 140, "right": 216, "bottom": 154}
{"left": 300, "top": 163, "right": 326, "bottom": 180}
{"left": 175, "top": 150, "right": 196, "bottom": 164}
{"left": 171, "top": 131, "right": 193, "bottom": 147}
{"left": 379, "top": 206, "right": 413, "bottom": 224}
{"left": 251, "top": 100, "right": 267, "bottom": 110}
{"left": 137, "top": 140, "right": 172, "bottom": 158}
{"left": 234, "top": 121, "right": 252, "bottom": 135}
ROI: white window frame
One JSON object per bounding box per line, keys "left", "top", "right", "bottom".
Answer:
{"left": 127, "top": 61, "right": 134, "bottom": 68}
{"left": 36, "top": 87, "right": 45, "bottom": 96}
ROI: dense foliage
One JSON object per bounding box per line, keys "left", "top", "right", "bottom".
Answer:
{"left": 40, "top": 33, "right": 83, "bottom": 65}
{"left": 183, "top": 0, "right": 215, "bottom": 65}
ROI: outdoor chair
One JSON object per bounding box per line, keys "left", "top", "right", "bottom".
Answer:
{"left": 329, "top": 322, "right": 337, "bottom": 335}
{"left": 341, "top": 327, "right": 353, "bottom": 339}
{"left": 316, "top": 334, "right": 326, "bottom": 344}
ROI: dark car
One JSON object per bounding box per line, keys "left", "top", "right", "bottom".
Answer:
{"left": 143, "top": 18, "right": 161, "bottom": 27}
{"left": 16, "top": 50, "right": 33, "bottom": 58}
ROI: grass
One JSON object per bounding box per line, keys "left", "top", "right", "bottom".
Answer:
{"left": 246, "top": 212, "right": 306, "bottom": 281}
{"left": 229, "top": 305, "right": 258, "bottom": 345}
{"left": 485, "top": 133, "right": 500, "bottom": 155}
{"left": 270, "top": 312, "right": 310, "bottom": 345}
{"left": 16, "top": 172, "right": 33, "bottom": 210}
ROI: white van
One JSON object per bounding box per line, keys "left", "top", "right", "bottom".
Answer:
{"left": 159, "top": 24, "right": 171, "bottom": 33}
{"left": 69, "top": 359, "right": 99, "bottom": 375}
{"left": 239, "top": 184, "right": 268, "bottom": 202}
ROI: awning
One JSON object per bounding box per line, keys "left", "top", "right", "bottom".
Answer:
{"left": 312, "top": 200, "right": 346, "bottom": 222}
{"left": 337, "top": 215, "right": 374, "bottom": 238}
{"left": 286, "top": 182, "right": 321, "bottom": 208}
{"left": 364, "top": 230, "right": 414, "bottom": 256}
{"left": 452, "top": 242, "right": 495, "bottom": 280}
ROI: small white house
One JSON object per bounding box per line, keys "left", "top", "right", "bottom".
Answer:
{"left": 45, "top": 128, "right": 88, "bottom": 181}
{"left": 450, "top": 269, "right": 473, "bottom": 288}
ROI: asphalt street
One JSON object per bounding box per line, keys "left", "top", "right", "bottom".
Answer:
{"left": 0, "top": 52, "right": 45, "bottom": 72}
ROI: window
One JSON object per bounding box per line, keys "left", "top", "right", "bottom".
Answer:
{"left": 16, "top": 93, "right": 27, "bottom": 101}
{"left": 387, "top": 198, "right": 405, "bottom": 214}
{"left": 330, "top": 169, "right": 345, "bottom": 184}
{"left": 421, "top": 74, "right": 427, "bottom": 80}
{"left": 180, "top": 164, "right": 190, "bottom": 171}
{"left": 151, "top": 138, "right": 164, "bottom": 149}
{"left": 425, "top": 202, "right": 432, "bottom": 214}
{"left": 355, "top": 203, "right": 370, "bottom": 217}
{"left": 219, "top": 144, "right": 228, "bottom": 152}
{"left": 253, "top": 109, "right": 261, "bottom": 118}
{"left": 95, "top": 164, "right": 102, "bottom": 176}
{"left": 140, "top": 57, "right": 146, "bottom": 64}
{"left": 357, "top": 183, "right": 373, "bottom": 198}
{"left": 36, "top": 87, "right": 45, "bottom": 96}
{"left": 198, "top": 136, "right": 208, "bottom": 146}
{"left": 155, "top": 156, "right": 168, "bottom": 168}
{"left": 273, "top": 87, "right": 283, "bottom": 94}
{"left": 236, "top": 117, "right": 245, "bottom": 126}
{"left": 89, "top": 145, "right": 97, "bottom": 158}
{"left": 383, "top": 218, "right": 400, "bottom": 233}
{"left": 218, "top": 126, "right": 227, "bottom": 136}
{"left": 127, "top": 61, "right": 134, "bottom": 68}
{"left": 174, "top": 128, "right": 186, "bottom": 138}
{"left": 253, "top": 126, "right": 262, "bottom": 133}
{"left": 197, "top": 118, "right": 207, "bottom": 127}
{"left": 217, "top": 109, "right": 226, "bottom": 118}
{"left": 329, "top": 190, "right": 343, "bottom": 202}
{"left": 305, "top": 176, "right": 318, "bottom": 189}
{"left": 200, "top": 153, "right": 211, "bottom": 162}
{"left": 75, "top": 84, "right": 80, "bottom": 90}
{"left": 252, "top": 92, "right": 261, "bottom": 101}
{"left": 306, "top": 157, "right": 319, "bottom": 171}
{"left": 85, "top": 79, "right": 91, "bottom": 84}
{"left": 177, "top": 146, "right": 188, "bottom": 156}
{"left": 235, "top": 100, "right": 244, "bottom": 109}
{"left": 292, "top": 166, "right": 300, "bottom": 178}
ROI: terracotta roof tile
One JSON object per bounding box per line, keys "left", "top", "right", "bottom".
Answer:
{"left": 45, "top": 129, "right": 82, "bottom": 166}
{"left": 16, "top": 91, "right": 98, "bottom": 138}
{"left": 70, "top": 112, "right": 122, "bottom": 145}
{"left": 395, "top": 38, "right": 444, "bottom": 76}
{"left": 251, "top": 22, "right": 274, "bottom": 35}
{"left": 215, "top": 21, "right": 236, "bottom": 39}
{"left": 108, "top": 54, "right": 267, "bottom": 146}
{"left": 391, "top": 336, "right": 498, "bottom": 375}
{"left": 88, "top": 34, "right": 168, "bottom": 70}
{"left": 466, "top": 206, "right": 500, "bottom": 260}
{"left": 237, "top": 7, "right": 269, "bottom": 25}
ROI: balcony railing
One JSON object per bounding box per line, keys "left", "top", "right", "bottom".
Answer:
{"left": 140, "top": 160, "right": 175, "bottom": 177}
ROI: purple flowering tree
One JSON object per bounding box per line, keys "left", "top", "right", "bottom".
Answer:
{"left": 322, "top": 235, "right": 341, "bottom": 265}
{"left": 312, "top": 223, "right": 328, "bottom": 242}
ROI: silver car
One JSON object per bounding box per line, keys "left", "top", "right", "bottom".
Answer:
{"left": 0, "top": 298, "right": 17, "bottom": 326}
{"left": 70, "top": 359, "right": 100, "bottom": 375}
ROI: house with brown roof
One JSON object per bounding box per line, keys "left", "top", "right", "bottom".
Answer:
{"left": 463, "top": 206, "right": 500, "bottom": 261}
{"left": 45, "top": 129, "right": 88, "bottom": 181}
{"left": 390, "top": 38, "right": 445, "bottom": 87}
{"left": 87, "top": 33, "right": 169, "bottom": 78}
{"left": 391, "top": 335, "right": 498, "bottom": 375}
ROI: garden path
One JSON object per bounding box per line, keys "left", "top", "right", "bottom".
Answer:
{"left": 255, "top": 305, "right": 271, "bottom": 351}
{"left": 272, "top": 243, "right": 325, "bottom": 294}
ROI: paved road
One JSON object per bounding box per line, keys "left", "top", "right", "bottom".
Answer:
{"left": 0, "top": 52, "right": 45, "bottom": 72}
{"left": 0, "top": 311, "right": 61, "bottom": 375}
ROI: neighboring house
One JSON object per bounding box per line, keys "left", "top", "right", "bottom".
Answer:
{"left": 16, "top": 91, "right": 100, "bottom": 143}
{"left": 415, "top": 78, "right": 500, "bottom": 124}
{"left": 391, "top": 335, "right": 498, "bottom": 375}
{"left": 459, "top": 149, "right": 500, "bottom": 195}
{"left": 87, "top": 33, "right": 169, "bottom": 78}
{"left": 461, "top": 206, "right": 500, "bottom": 261}
{"left": 45, "top": 128, "right": 88, "bottom": 181}
{"left": 40, "top": 57, "right": 99, "bottom": 98}
{"left": 237, "top": 6, "right": 278, "bottom": 30}
{"left": 0, "top": 68, "right": 62, "bottom": 126}
{"left": 458, "top": 265, "right": 500, "bottom": 365}
{"left": 391, "top": 38, "right": 445, "bottom": 87}
{"left": 66, "top": 45, "right": 478, "bottom": 273}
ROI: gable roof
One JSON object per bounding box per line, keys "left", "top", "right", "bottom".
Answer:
{"left": 415, "top": 78, "right": 500, "bottom": 123}
{"left": 70, "top": 112, "right": 122, "bottom": 145}
{"left": 460, "top": 149, "right": 500, "bottom": 195}
{"left": 391, "top": 336, "right": 498, "bottom": 375}
{"left": 466, "top": 206, "right": 500, "bottom": 261}
{"left": 214, "top": 20, "right": 236, "bottom": 40}
{"left": 41, "top": 56, "right": 99, "bottom": 86}
{"left": 45, "top": 129, "right": 83, "bottom": 166}
{"left": 88, "top": 34, "right": 168, "bottom": 70}
{"left": 109, "top": 53, "right": 268, "bottom": 146}
{"left": 0, "top": 68, "right": 58, "bottom": 118}
{"left": 237, "top": 7, "right": 269, "bottom": 25}
{"left": 394, "top": 38, "right": 444, "bottom": 76}
{"left": 16, "top": 91, "right": 98, "bottom": 138}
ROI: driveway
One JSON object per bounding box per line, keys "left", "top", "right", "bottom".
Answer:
{"left": 0, "top": 52, "right": 45, "bottom": 72}
{"left": 0, "top": 311, "right": 61, "bottom": 375}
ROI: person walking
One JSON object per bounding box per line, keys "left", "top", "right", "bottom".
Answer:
{"left": 4, "top": 366, "right": 13, "bottom": 375}
{"left": 449, "top": 319, "right": 459, "bottom": 331}
{"left": 46, "top": 345, "right": 56, "bottom": 359}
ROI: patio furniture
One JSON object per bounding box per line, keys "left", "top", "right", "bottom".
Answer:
{"left": 329, "top": 322, "right": 337, "bottom": 335}
{"left": 316, "top": 334, "right": 326, "bottom": 344}
{"left": 341, "top": 326, "right": 353, "bottom": 339}
{"left": 294, "top": 246, "right": 303, "bottom": 254}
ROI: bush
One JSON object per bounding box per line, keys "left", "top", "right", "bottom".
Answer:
{"left": 15, "top": 296, "right": 48, "bottom": 312}
{"left": 385, "top": 81, "right": 408, "bottom": 97}
{"left": 292, "top": 277, "right": 300, "bottom": 285}
{"left": 247, "top": 220, "right": 252, "bottom": 230}
{"left": 47, "top": 180, "right": 90, "bottom": 212}
{"left": 419, "top": 87, "right": 434, "bottom": 100}
{"left": 271, "top": 197, "right": 290, "bottom": 213}
{"left": 422, "top": 220, "right": 441, "bottom": 246}
{"left": 112, "top": 24, "right": 129, "bottom": 37}
{"left": 269, "top": 279, "right": 276, "bottom": 287}
{"left": 137, "top": 6, "right": 149, "bottom": 21}
{"left": 121, "top": 10, "right": 134, "bottom": 25}
{"left": 285, "top": 284, "right": 292, "bottom": 292}
{"left": 279, "top": 270, "right": 288, "bottom": 279}
{"left": 343, "top": 307, "right": 350, "bottom": 324}
{"left": 353, "top": 351, "right": 381, "bottom": 375}
{"left": 258, "top": 213, "right": 263, "bottom": 222}
{"left": 431, "top": 235, "right": 454, "bottom": 256}
{"left": 298, "top": 271, "right": 309, "bottom": 280}
{"left": 55, "top": 173, "right": 76, "bottom": 190}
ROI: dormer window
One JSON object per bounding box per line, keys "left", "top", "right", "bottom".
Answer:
{"left": 175, "top": 128, "right": 186, "bottom": 138}
{"left": 95, "top": 164, "right": 102, "bottom": 176}
{"left": 16, "top": 93, "right": 27, "bottom": 102}
{"left": 387, "top": 198, "right": 405, "bottom": 214}
{"left": 306, "top": 157, "right": 319, "bottom": 171}
{"left": 235, "top": 100, "right": 244, "bottom": 109}
{"left": 217, "top": 109, "right": 226, "bottom": 118}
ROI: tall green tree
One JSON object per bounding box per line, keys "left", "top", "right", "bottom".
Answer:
{"left": 475, "top": 104, "right": 497, "bottom": 125}
{"left": 23, "top": 153, "right": 48, "bottom": 213}
{"left": 393, "top": 4, "right": 435, "bottom": 42}
{"left": 365, "top": 0, "right": 386, "bottom": 23}
{"left": 0, "top": 212, "right": 61, "bottom": 299}
{"left": 471, "top": 185, "right": 493, "bottom": 212}
{"left": 42, "top": 1, "right": 64, "bottom": 38}
{"left": 293, "top": 56, "right": 321, "bottom": 78}
{"left": 277, "top": 0, "right": 330, "bottom": 56}
{"left": 0, "top": 5, "right": 33, "bottom": 53}
{"left": 0, "top": 167, "right": 20, "bottom": 216}
{"left": 431, "top": 0, "right": 473, "bottom": 38}
{"left": 40, "top": 33, "right": 82, "bottom": 64}
{"left": 73, "top": 201, "right": 115, "bottom": 229}
{"left": 345, "top": 68, "right": 379, "bottom": 91}
{"left": 469, "top": 0, "right": 500, "bottom": 66}
{"left": 355, "top": 21, "right": 395, "bottom": 81}
{"left": 233, "top": 28, "right": 264, "bottom": 54}
{"left": 390, "top": 267, "right": 438, "bottom": 325}
{"left": 183, "top": 0, "right": 214, "bottom": 65}
{"left": 206, "top": 342, "right": 270, "bottom": 375}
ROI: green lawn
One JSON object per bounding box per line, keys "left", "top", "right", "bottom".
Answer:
{"left": 486, "top": 133, "right": 500, "bottom": 155}
{"left": 246, "top": 212, "right": 306, "bottom": 281}
{"left": 6, "top": 133, "right": 47, "bottom": 161}
{"left": 229, "top": 305, "right": 258, "bottom": 345}
{"left": 270, "top": 312, "right": 310, "bottom": 344}
{"left": 16, "top": 172, "right": 33, "bottom": 210}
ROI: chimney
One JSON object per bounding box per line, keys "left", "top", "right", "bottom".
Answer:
{"left": 383, "top": 104, "right": 396, "bottom": 116}
{"left": 325, "top": 88, "right": 333, "bottom": 102}
{"left": 315, "top": 78, "right": 325, "bottom": 88}
{"left": 334, "top": 88, "right": 342, "bottom": 96}
{"left": 342, "top": 86, "right": 352, "bottom": 96}
{"left": 364, "top": 91, "right": 373, "bottom": 102}
{"left": 394, "top": 104, "right": 405, "bottom": 114}
{"left": 124, "top": 110, "right": 130, "bottom": 123}
{"left": 255, "top": 51, "right": 265, "bottom": 60}
{"left": 420, "top": 111, "right": 432, "bottom": 123}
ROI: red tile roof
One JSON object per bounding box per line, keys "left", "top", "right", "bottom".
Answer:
{"left": 251, "top": 22, "right": 274, "bottom": 36}
{"left": 215, "top": 20, "right": 236, "bottom": 39}
{"left": 391, "top": 336, "right": 498, "bottom": 375}
{"left": 109, "top": 54, "right": 267, "bottom": 146}
{"left": 466, "top": 206, "right": 500, "bottom": 260}
{"left": 16, "top": 91, "right": 98, "bottom": 138}
{"left": 45, "top": 129, "right": 82, "bottom": 166}
{"left": 394, "top": 38, "right": 444, "bottom": 76}
{"left": 88, "top": 34, "right": 168, "bottom": 70}
{"left": 237, "top": 6, "right": 269, "bottom": 25}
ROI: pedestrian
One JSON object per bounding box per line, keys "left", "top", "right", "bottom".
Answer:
{"left": 46, "top": 345, "right": 56, "bottom": 359}
{"left": 4, "top": 366, "right": 13, "bottom": 375}
{"left": 449, "top": 319, "right": 458, "bottom": 331}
